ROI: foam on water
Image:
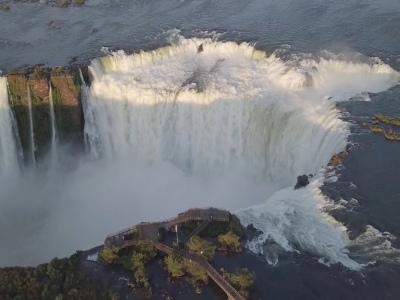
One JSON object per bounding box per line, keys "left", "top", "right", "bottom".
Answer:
{"left": 235, "top": 175, "right": 360, "bottom": 270}
{"left": 82, "top": 37, "right": 399, "bottom": 269}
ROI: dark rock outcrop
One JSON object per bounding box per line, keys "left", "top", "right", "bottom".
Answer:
{"left": 197, "top": 43, "right": 204, "bottom": 53}
{"left": 294, "top": 174, "right": 309, "bottom": 189}
{"left": 247, "top": 223, "right": 260, "bottom": 232}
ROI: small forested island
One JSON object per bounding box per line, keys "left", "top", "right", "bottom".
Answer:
{"left": 0, "top": 208, "right": 257, "bottom": 300}
{"left": 363, "top": 114, "right": 400, "bottom": 141}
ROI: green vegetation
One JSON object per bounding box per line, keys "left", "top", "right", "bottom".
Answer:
{"left": 164, "top": 254, "right": 185, "bottom": 277}
{"left": 384, "top": 129, "right": 400, "bottom": 141}
{"left": 31, "top": 65, "right": 47, "bottom": 80}
{"left": 58, "top": 0, "right": 86, "bottom": 7}
{"left": 164, "top": 254, "right": 208, "bottom": 284}
{"left": 0, "top": 253, "right": 118, "bottom": 300}
{"left": 218, "top": 231, "right": 242, "bottom": 252}
{"left": 187, "top": 236, "right": 216, "bottom": 261}
{"left": 53, "top": 66, "right": 69, "bottom": 76}
{"left": 99, "top": 241, "right": 157, "bottom": 296}
{"left": 183, "top": 260, "right": 208, "bottom": 284}
{"left": 99, "top": 246, "right": 119, "bottom": 264}
{"left": 363, "top": 114, "right": 400, "bottom": 142}
{"left": 0, "top": 4, "right": 10, "bottom": 11}
{"left": 374, "top": 114, "right": 400, "bottom": 126}
{"left": 226, "top": 268, "right": 255, "bottom": 294}
{"left": 8, "top": 69, "right": 28, "bottom": 76}
{"left": 369, "top": 125, "right": 384, "bottom": 133}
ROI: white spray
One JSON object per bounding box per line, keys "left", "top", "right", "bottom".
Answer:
{"left": 27, "top": 84, "right": 36, "bottom": 167}
{"left": 0, "top": 77, "right": 20, "bottom": 175}
{"left": 83, "top": 38, "right": 399, "bottom": 269}
{"left": 48, "top": 82, "right": 58, "bottom": 164}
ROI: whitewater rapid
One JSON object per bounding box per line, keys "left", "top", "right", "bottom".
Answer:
{"left": 82, "top": 38, "right": 399, "bottom": 269}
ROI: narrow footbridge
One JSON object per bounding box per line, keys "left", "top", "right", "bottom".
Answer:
{"left": 153, "top": 242, "right": 245, "bottom": 300}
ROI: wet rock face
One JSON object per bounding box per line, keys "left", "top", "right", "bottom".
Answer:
{"left": 50, "top": 72, "right": 83, "bottom": 137}
{"left": 328, "top": 150, "right": 349, "bottom": 166}
{"left": 294, "top": 174, "right": 309, "bottom": 189}
{"left": 6, "top": 66, "right": 84, "bottom": 162}
{"left": 29, "top": 78, "right": 49, "bottom": 103}
{"left": 7, "top": 74, "right": 31, "bottom": 162}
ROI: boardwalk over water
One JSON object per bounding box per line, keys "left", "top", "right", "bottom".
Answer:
{"left": 104, "top": 207, "right": 245, "bottom": 300}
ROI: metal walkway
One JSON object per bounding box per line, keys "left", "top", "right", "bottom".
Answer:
{"left": 103, "top": 207, "right": 244, "bottom": 300}
{"left": 153, "top": 242, "right": 245, "bottom": 300}
{"left": 104, "top": 207, "right": 230, "bottom": 247}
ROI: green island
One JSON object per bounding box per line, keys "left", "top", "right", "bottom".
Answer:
{"left": 0, "top": 4, "right": 10, "bottom": 11}
{"left": 100, "top": 208, "right": 255, "bottom": 299}
{"left": 0, "top": 208, "right": 257, "bottom": 300}
{"left": 363, "top": 114, "right": 400, "bottom": 141}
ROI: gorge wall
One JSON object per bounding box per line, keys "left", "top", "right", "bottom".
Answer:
{"left": 5, "top": 66, "right": 88, "bottom": 162}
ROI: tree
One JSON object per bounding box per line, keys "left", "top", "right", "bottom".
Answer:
{"left": 131, "top": 252, "right": 145, "bottom": 270}
{"left": 134, "top": 241, "right": 157, "bottom": 261}
{"left": 187, "top": 236, "right": 216, "bottom": 261}
{"left": 164, "top": 254, "right": 185, "bottom": 277}
{"left": 184, "top": 260, "right": 208, "bottom": 284}
{"left": 99, "top": 247, "right": 119, "bottom": 264}
{"left": 218, "top": 231, "right": 241, "bottom": 252}
{"left": 226, "top": 268, "right": 255, "bottom": 292}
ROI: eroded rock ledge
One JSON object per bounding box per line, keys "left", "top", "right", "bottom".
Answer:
{"left": 5, "top": 65, "right": 89, "bottom": 161}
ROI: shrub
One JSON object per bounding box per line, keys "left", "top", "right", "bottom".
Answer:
{"left": 226, "top": 268, "right": 255, "bottom": 292}
{"left": 188, "top": 236, "right": 216, "bottom": 261}
{"left": 134, "top": 240, "right": 157, "bottom": 261}
{"left": 218, "top": 231, "right": 241, "bottom": 252}
{"left": 99, "top": 246, "right": 119, "bottom": 264}
{"left": 184, "top": 260, "right": 208, "bottom": 284}
{"left": 0, "top": 4, "right": 10, "bottom": 11}
{"left": 228, "top": 215, "right": 244, "bottom": 237}
{"left": 164, "top": 254, "right": 185, "bottom": 277}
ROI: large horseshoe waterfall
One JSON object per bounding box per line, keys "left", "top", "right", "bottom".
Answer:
{"left": 0, "top": 38, "right": 399, "bottom": 270}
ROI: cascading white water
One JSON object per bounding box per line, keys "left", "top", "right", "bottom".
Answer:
{"left": 27, "top": 84, "right": 36, "bottom": 166}
{"left": 0, "top": 77, "right": 20, "bottom": 175}
{"left": 48, "top": 82, "right": 58, "bottom": 163}
{"left": 79, "top": 68, "right": 98, "bottom": 155}
{"left": 83, "top": 38, "right": 400, "bottom": 269}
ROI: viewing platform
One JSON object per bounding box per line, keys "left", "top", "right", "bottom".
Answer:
{"left": 104, "top": 207, "right": 230, "bottom": 247}
{"left": 103, "top": 207, "right": 245, "bottom": 300}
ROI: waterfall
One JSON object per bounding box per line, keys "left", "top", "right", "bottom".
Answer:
{"left": 79, "top": 68, "right": 98, "bottom": 155}
{"left": 27, "top": 84, "right": 36, "bottom": 166}
{"left": 82, "top": 38, "right": 399, "bottom": 268}
{"left": 48, "top": 82, "right": 57, "bottom": 163}
{"left": 85, "top": 38, "right": 399, "bottom": 180}
{"left": 0, "top": 77, "right": 20, "bottom": 175}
